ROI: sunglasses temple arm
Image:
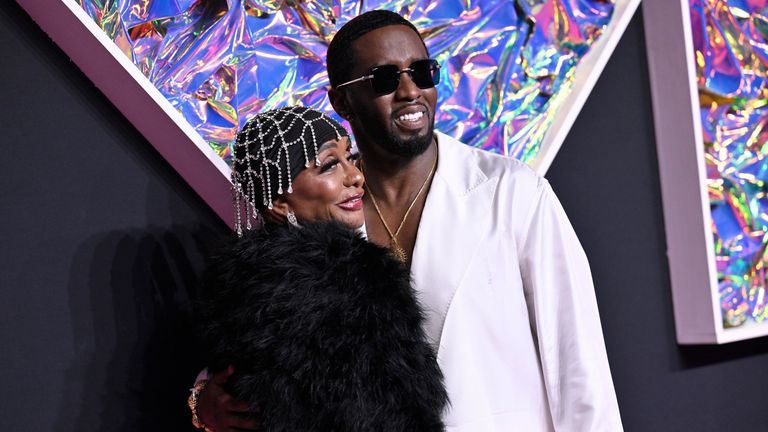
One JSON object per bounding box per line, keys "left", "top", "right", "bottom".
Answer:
{"left": 334, "top": 75, "right": 373, "bottom": 90}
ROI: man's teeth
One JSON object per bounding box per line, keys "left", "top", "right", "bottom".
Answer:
{"left": 398, "top": 111, "right": 424, "bottom": 122}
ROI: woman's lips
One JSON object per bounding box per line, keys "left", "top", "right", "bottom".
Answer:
{"left": 338, "top": 193, "right": 364, "bottom": 211}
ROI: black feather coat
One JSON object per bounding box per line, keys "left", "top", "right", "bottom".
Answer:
{"left": 198, "top": 221, "right": 448, "bottom": 432}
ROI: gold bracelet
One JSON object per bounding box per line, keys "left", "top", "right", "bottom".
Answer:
{"left": 188, "top": 379, "right": 215, "bottom": 432}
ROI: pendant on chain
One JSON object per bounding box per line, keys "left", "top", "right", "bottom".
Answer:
{"left": 390, "top": 241, "right": 408, "bottom": 263}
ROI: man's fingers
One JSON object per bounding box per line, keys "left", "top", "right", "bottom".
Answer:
{"left": 226, "top": 413, "right": 260, "bottom": 430}
{"left": 211, "top": 366, "right": 235, "bottom": 385}
{"left": 199, "top": 368, "right": 259, "bottom": 430}
{"left": 226, "top": 399, "right": 252, "bottom": 413}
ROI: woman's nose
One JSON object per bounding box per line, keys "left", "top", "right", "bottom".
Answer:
{"left": 345, "top": 163, "right": 364, "bottom": 188}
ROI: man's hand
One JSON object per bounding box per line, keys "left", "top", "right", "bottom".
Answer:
{"left": 197, "top": 366, "right": 260, "bottom": 431}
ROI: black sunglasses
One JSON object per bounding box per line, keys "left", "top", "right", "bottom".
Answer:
{"left": 335, "top": 59, "right": 441, "bottom": 95}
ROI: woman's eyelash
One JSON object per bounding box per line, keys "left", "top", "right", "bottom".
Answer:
{"left": 319, "top": 159, "right": 339, "bottom": 173}
{"left": 319, "top": 153, "right": 359, "bottom": 173}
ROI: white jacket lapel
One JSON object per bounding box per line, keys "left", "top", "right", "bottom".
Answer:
{"left": 411, "top": 133, "right": 498, "bottom": 347}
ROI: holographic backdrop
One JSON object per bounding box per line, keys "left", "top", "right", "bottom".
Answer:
{"left": 691, "top": 0, "right": 768, "bottom": 328}
{"left": 76, "top": 0, "right": 615, "bottom": 165}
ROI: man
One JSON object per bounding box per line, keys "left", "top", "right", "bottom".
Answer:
{"left": 196, "top": 10, "right": 622, "bottom": 431}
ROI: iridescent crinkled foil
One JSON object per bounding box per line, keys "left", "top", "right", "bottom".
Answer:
{"left": 691, "top": 0, "right": 768, "bottom": 328}
{"left": 76, "top": 0, "right": 614, "bottom": 165}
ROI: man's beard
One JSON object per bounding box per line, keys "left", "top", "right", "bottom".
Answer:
{"left": 382, "top": 122, "right": 434, "bottom": 158}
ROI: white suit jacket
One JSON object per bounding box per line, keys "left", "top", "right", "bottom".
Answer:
{"left": 408, "top": 133, "right": 622, "bottom": 431}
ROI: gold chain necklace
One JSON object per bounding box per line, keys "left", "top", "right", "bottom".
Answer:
{"left": 361, "top": 153, "right": 438, "bottom": 262}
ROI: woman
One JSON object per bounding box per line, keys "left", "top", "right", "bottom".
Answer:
{"left": 191, "top": 106, "right": 448, "bottom": 432}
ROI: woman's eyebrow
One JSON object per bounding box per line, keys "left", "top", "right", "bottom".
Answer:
{"left": 316, "top": 141, "right": 338, "bottom": 154}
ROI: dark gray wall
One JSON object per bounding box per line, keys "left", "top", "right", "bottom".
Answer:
{"left": 2, "top": 2, "right": 767, "bottom": 430}
{"left": 1, "top": 2, "right": 225, "bottom": 430}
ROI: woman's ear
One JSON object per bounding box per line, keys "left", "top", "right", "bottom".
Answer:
{"left": 266, "top": 196, "right": 291, "bottom": 222}
{"left": 328, "top": 88, "right": 353, "bottom": 121}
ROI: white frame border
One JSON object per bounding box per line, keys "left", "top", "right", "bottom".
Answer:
{"left": 644, "top": 0, "right": 768, "bottom": 343}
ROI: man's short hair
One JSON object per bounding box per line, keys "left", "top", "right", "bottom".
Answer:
{"left": 327, "top": 10, "right": 428, "bottom": 88}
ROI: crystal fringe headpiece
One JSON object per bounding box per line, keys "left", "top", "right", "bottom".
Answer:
{"left": 231, "top": 106, "right": 347, "bottom": 236}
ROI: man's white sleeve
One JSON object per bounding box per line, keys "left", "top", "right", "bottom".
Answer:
{"left": 518, "top": 180, "right": 623, "bottom": 431}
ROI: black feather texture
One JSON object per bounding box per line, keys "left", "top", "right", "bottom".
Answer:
{"left": 198, "top": 221, "right": 448, "bottom": 432}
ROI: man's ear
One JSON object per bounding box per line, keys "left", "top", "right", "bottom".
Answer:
{"left": 328, "top": 88, "right": 353, "bottom": 121}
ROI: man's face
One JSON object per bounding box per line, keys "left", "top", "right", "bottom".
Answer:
{"left": 341, "top": 25, "right": 438, "bottom": 159}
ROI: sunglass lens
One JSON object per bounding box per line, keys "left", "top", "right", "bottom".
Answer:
{"left": 370, "top": 65, "right": 400, "bottom": 95}
{"left": 368, "top": 60, "right": 440, "bottom": 95}
{"left": 411, "top": 59, "right": 440, "bottom": 88}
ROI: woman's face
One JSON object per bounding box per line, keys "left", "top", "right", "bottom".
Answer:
{"left": 277, "top": 136, "right": 365, "bottom": 228}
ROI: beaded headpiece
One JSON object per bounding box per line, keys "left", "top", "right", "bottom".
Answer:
{"left": 231, "top": 106, "right": 349, "bottom": 236}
